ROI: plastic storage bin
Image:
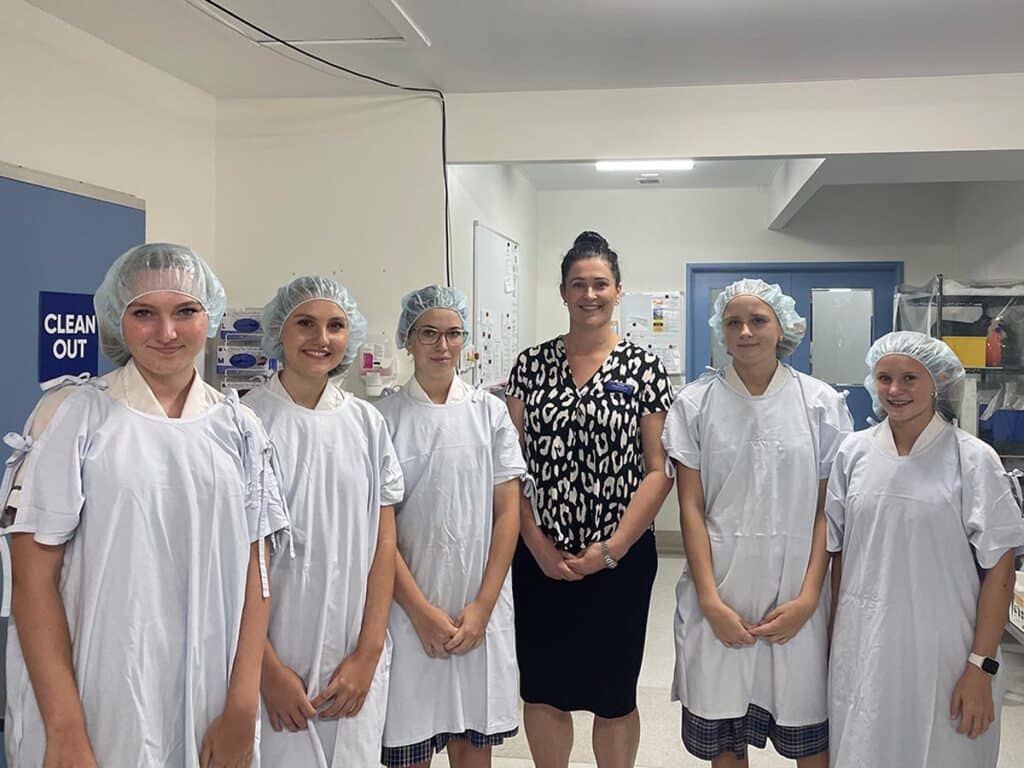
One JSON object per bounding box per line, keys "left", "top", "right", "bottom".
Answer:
{"left": 980, "top": 409, "right": 1024, "bottom": 443}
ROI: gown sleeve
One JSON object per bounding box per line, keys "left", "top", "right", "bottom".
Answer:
{"left": 661, "top": 387, "right": 702, "bottom": 473}
{"left": 2, "top": 387, "right": 77, "bottom": 511}
{"left": 816, "top": 389, "right": 854, "bottom": 480}
{"left": 244, "top": 413, "right": 290, "bottom": 543}
{"left": 377, "top": 421, "right": 405, "bottom": 508}
{"left": 825, "top": 446, "right": 851, "bottom": 554}
{"left": 490, "top": 396, "right": 527, "bottom": 485}
{"left": 958, "top": 434, "right": 1024, "bottom": 569}
{"left": 4, "top": 390, "right": 91, "bottom": 546}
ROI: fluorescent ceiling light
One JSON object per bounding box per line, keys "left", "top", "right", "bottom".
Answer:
{"left": 595, "top": 159, "right": 694, "bottom": 172}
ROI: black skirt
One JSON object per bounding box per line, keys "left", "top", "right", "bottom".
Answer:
{"left": 512, "top": 530, "right": 657, "bottom": 719}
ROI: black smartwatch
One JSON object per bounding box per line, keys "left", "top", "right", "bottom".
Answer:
{"left": 968, "top": 652, "right": 999, "bottom": 675}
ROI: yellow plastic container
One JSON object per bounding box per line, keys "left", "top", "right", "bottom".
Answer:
{"left": 943, "top": 336, "right": 986, "bottom": 367}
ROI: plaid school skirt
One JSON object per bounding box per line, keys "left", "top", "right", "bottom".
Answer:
{"left": 682, "top": 704, "right": 828, "bottom": 760}
{"left": 381, "top": 728, "right": 518, "bottom": 767}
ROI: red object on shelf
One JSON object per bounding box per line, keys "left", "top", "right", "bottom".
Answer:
{"left": 986, "top": 323, "right": 1005, "bottom": 367}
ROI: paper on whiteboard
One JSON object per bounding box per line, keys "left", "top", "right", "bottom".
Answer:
{"left": 620, "top": 291, "right": 684, "bottom": 375}
{"left": 503, "top": 255, "right": 517, "bottom": 295}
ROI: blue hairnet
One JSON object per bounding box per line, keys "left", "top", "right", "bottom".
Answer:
{"left": 261, "top": 276, "right": 367, "bottom": 377}
{"left": 94, "top": 243, "right": 226, "bottom": 366}
{"left": 709, "top": 278, "right": 806, "bottom": 359}
{"left": 865, "top": 331, "right": 965, "bottom": 421}
{"left": 396, "top": 285, "right": 470, "bottom": 349}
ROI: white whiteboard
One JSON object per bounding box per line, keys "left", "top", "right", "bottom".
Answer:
{"left": 619, "top": 290, "right": 684, "bottom": 375}
{"left": 472, "top": 221, "right": 520, "bottom": 388}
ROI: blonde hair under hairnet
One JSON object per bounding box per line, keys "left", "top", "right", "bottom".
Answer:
{"left": 710, "top": 278, "right": 806, "bottom": 359}
{"left": 260, "top": 276, "right": 367, "bottom": 377}
{"left": 93, "top": 243, "right": 226, "bottom": 366}
{"left": 865, "top": 331, "right": 965, "bottom": 421}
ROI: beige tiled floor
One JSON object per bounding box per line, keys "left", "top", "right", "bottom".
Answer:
{"left": 435, "top": 554, "right": 1024, "bottom": 767}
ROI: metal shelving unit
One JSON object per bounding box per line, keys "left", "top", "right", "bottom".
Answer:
{"left": 896, "top": 274, "right": 1024, "bottom": 645}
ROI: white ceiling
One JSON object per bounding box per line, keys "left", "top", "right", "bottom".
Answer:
{"left": 27, "top": 0, "right": 1024, "bottom": 97}
{"left": 513, "top": 159, "right": 782, "bottom": 190}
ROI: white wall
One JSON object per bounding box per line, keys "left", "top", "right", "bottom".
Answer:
{"left": 954, "top": 182, "right": 1024, "bottom": 280}
{"left": 533, "top": 182, "right": 960, "bottom": 532}
{"left": 448, "top": 164, "right": 539, "bottom": 347}
{"left": 0, "top": 0, "right": 216, "bottom": 258}
{"left": 448, "top": 75, "right": 1024, "bottom": 164}
{"left": 215, "top": 105, "right": 541, "bottom": 394}
{"left": 215, "top": 96, "right": 447, "bottom": 391}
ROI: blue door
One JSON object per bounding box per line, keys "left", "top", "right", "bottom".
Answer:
{"left": 687, "top": 262, "right": 903, "bottom": 428}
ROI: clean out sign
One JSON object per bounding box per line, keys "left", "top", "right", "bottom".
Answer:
{"left": 38, "top": 291, "right": 99, "bottom": 381}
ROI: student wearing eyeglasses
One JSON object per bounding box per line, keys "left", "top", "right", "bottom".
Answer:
{"left": 378, "top": 285, "right": 527, "bottom": 768}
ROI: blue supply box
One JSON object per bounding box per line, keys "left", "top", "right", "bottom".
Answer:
{"left": 979, "top": 409, "right": 1024, "bottom": 453}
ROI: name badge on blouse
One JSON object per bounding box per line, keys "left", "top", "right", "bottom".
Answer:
{"left": 603, "top": 380, "right": 635, "bottom": 395}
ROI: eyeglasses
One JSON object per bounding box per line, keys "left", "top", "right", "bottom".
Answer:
{"left": 411, "top": 326, "right": 469, "bottom": 346}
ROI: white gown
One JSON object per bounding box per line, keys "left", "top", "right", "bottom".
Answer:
{"left": 662, "top": 364, "right": 852, "bottom": 725}
{"left": 826, "top": 414, "right": 1024, "bottom": 768}
{"left": 376, "top": 377, "right": 526, "bottom": 749}
{"left": 1, "top": 366, "right": 288, "bottom": 768}
{"left": 244, "top": 375, "right": 404, "bottom": 767}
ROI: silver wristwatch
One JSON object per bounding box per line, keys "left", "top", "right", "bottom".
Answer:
{"left": 600, "top": 541, "right": 618, "bottom": 570}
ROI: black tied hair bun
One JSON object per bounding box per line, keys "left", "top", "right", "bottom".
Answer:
{"left": 573, "top": 230, "right": 609, "bottom": 250}
{"left": 560, "top": 230, "right": 621, "bottom": 285}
